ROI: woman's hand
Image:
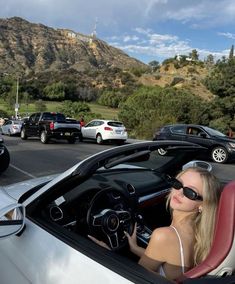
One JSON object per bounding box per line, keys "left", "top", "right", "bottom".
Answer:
{"left": 88, "top": 235, "right": 111, "bottom": 250}
{"left": 124, "top": 223, "right": 145, "bottom": 257}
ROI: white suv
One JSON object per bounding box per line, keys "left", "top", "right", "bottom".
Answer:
{"left": 81, "top": 119, "right": 128, "bottom": 144}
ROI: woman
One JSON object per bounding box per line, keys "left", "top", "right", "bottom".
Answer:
{"left": 89, "top": 167, "right": 221, "bottom": 281}
{"left": 125, "top": 167, "right": 221, "bottom": 280}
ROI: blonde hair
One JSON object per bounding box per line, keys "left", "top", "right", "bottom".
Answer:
{"left": 167, "top": 167, "right": 221, "bottom": 266}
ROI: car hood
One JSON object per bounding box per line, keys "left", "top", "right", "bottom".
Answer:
{"left": 1, "top": 174, "right": 58, "bottom": 202}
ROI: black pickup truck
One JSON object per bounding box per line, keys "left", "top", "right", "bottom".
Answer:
{"left": 20, "top": 112, "right": 81, "bottom": 144}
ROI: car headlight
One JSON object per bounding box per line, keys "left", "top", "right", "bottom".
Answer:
{"left": 228, "top": 142, "right": 235, "bottom": 148}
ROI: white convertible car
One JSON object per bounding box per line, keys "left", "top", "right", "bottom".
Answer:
{"left": 0, "top": 141, "right": 234, "bottom": 284}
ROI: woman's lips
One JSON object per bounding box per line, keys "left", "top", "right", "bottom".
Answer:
{"left": 172, "top": 195, "right": 182, "bottom": 204}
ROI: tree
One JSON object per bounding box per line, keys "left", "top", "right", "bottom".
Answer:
{"left": 204, "top": 57, "right": 235, "bottom": 98}
{"left": 43, "top": 82, "right": 65, "bottom": 100}
{"left": 229, "top": 45, "right": 234, "bottom": 60}
{"left": 59, "top": 100, "right": 90, "bottom": 118}
{"left": 205, "top": 54, "right": 214, "bottom": 69}
{"left": 148, "top": 60, "right": 160, "bottom": 72}
{"left": 189, "top": 49, "right": 199, "bottom": 61}
{"left": 118, "top": 86, "right": 208, "bottom": 139}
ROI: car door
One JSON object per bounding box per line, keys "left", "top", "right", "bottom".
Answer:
{"left": 81, "top": 121, "right": 97, "bottom": 138}
{"left": 169, "top": 125, "right": 186, "bottom": 141}
{"left": 0, "top": 217, "right": 133, "bottom": 284}
{"left": 185, "top": 126, "right": 212, "bottom": 148}
{"left": 27, "top": 113, "right": 41, "bottom": 136}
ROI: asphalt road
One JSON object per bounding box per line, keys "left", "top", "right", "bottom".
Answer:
{"left": 1, "top": 136, "right": 235, "bottom": 186}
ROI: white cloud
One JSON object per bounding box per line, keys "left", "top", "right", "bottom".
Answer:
{"left": 218, "top": 32, "right": 235, "bottom": 40}
{"left": 123, "top": 35, "right": 139, "bottom": 42}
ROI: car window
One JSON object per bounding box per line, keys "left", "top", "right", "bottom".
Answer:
{"left": 186, "top": 127, "right": 202, "bottom": 136}
{"left": 42, "top": 113, "right": 53, "bottom": 120}
{"left": 35, "top": 113, "right": 41, "bottom": 123}
{"left": 108, "top": 121, "right": 123, "bottom": 127}
{"left": 29, "top": 114, "right": 37, "bottom": 122}
{"left": 203, "top": 126, "right": 226, "bottom": 137}
{"left": 86, "top": 121, "right": 96, "bottom": 127}
{"left": 170, "top": 125, "right": 185, "bottom": 134}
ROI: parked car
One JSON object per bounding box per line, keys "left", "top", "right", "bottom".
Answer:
{"left": 0, "top": 141, "right": 234, "bottom": 284}
{"left": 21, "top": 112, "right": 82, "bottom": 144}
{"left": 153, "top": 124, "right": 235, "bottom": 164}
{"left": 81, "top": 119, "right": 128, "bottom": 144}
{"left": 0, "top": 134, "right": 10, "bottom": 172}
{"left": 1, "top": 119, "right": 23, "bottom": 136}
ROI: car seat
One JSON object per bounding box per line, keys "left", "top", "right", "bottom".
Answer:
{"left": 177, "top": 180, "right": 235, "bottom": 282}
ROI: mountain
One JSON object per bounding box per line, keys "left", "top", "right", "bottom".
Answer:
{"left": 0, "top": 17, "right": 214, "bottom": 101}
{"left": 0, "top": 17, "right": 146, "bottom": 76}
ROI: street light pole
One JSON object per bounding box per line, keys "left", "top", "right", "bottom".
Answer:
{"left": 15, "top": 77, "right": 19, "bottom": 118}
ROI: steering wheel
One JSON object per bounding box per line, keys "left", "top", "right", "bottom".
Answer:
{"left": 87, "top": 188, "right": 135, "bottom": 250}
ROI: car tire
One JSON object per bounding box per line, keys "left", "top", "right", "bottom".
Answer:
{"left": 158, "top": 148, "right": 167, "bottom": 156}
{"left": 21, "top": 128, "right": 27, "bottom": 140}
{"left": 78, "top": 133, "right": 83, "bottom": 142}
{"left": 0, "top": 145, "right": 10, "bottom": 173}
{"left": 40, "top": 131, "right": 49, "bottom": 144}
{"left": 96, "top": 134, "right": 103, "bottom": 144}
{"left": 211, "top": 146, "right": 228, "bottom": 163}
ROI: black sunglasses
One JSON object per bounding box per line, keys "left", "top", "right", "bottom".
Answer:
{"left": 166, "top": 176, "right": 203, "bottom": 201}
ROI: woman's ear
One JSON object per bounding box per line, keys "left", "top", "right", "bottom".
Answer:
{"left": 198, "top": 206, "right": 203, "bottom": 213}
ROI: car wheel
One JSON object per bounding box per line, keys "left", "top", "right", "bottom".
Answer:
{"left": 158, "top": 148, "right": 167, "bottom": 156}
{"left": 78, "top": 133, "right": 83, "bottom": 142}
{"left": 20, "top": 128, "right": 27, "bottom": 140}
{"left": 40, "top": 131, "right": 49, "bottom": 144}
{"left": 211, "top": 146, "right": 228, "bottom": 163}
{"left": 0, "top": 145, "right": 10, "bottom": 173}
{"left": 96, "top": 134, "right": 103, "bottom": 144}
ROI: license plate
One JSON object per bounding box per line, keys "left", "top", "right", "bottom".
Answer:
{"left": 116, "top": 130, "right": 122, "bottom": 134}
{"left": 65, "top": 132, "right": 70, "bottom": 136}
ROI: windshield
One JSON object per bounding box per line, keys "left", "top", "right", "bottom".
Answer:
{"left": 203, "top": 126, "right": 226, "bottom": 137}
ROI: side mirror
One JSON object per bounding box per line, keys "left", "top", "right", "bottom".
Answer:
{"left": 0, "top": 204, "right": 25, "bottom": 238}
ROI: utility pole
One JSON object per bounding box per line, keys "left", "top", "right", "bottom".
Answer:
{"left": 15, "top": 77, "right": 19, "bottom": 118}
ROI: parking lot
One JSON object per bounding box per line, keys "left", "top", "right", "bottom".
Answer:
{"left": 1, "top": 135, "right": 234, "bottom": 186}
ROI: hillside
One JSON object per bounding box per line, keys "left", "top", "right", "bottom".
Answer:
{"left": 0, "top": 17, "right": 146, "bottom": 75}
{"left": 0, "top": 17, "right": 214, "bottom": 101}
{"left": 139, "top": 61, "right": 214, "bottom": 100}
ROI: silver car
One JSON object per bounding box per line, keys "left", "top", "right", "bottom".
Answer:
{"left": 0, "top": 141, "right": 234, "bottom": 284}
{"left": 1, "top": 119, "right": 23, "bottom": 136}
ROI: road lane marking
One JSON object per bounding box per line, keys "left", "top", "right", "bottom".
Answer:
{"left": 10, "top": 164, "right": 36, "bottom": 178}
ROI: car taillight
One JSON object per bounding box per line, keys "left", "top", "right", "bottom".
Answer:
{"left": 50, "top": 122, "right": 54, "bottom": 130}
{"left": 104, "top": 126, "right": 113, "bottom": 131}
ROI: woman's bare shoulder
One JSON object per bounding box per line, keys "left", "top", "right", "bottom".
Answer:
{"left": 151, "top": 226, "right": 176, "bottom": 242}
{"left": 145, "top": 226, "right": 178, "bottom": 262}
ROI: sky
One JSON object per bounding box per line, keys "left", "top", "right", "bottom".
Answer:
{"left": 1, "top": 0, "right": 235, "bottom": 64}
